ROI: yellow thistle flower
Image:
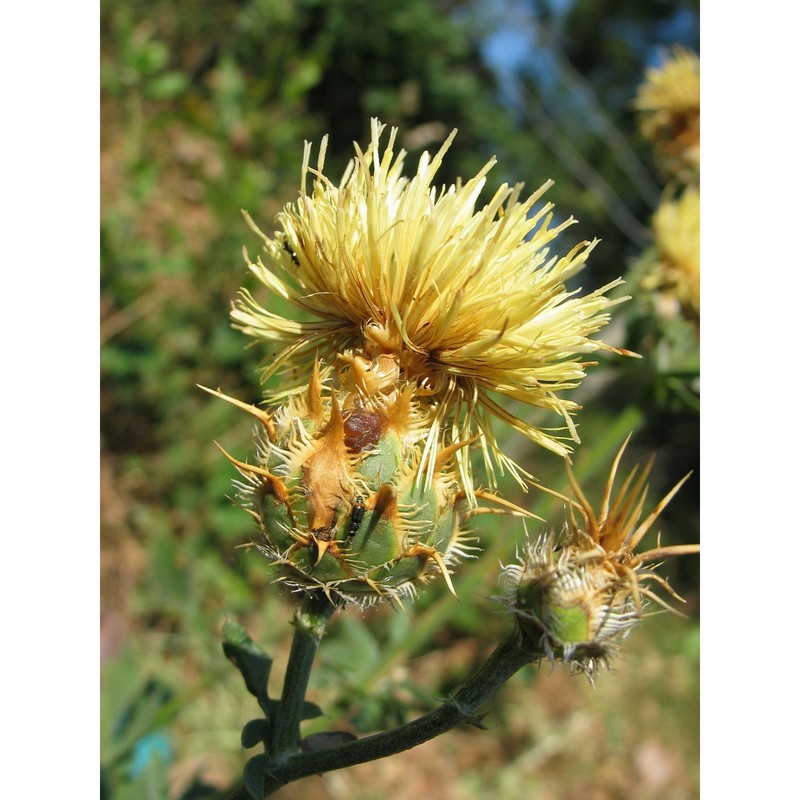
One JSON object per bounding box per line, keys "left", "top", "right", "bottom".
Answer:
{"left": 500, "top": 435, "right": 699, "bottom": 677}
{"left": 232, "top": 119, "right": 633, "bottom": 488}
{"left": 635, "top": 46, "right": 700, "bottom": 181}
{"left": 643, "top": 186, "right": 700, "bottom": 323}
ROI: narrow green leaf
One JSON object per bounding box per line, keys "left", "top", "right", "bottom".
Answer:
{"left": 241, "top": 719, "right": 270, "bottom": 750}
{"left": 221, "top": 619, "right": 273, "bottom": 705}
{"left": 243, "top": 754, "right": 271, "bottom": 800}
{"left": 301, "top": 700, "right": 324, "bottom": 721}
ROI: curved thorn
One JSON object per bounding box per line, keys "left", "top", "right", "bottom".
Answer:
{"left": 198, "top": 384, "right": 275, "bottom": 440}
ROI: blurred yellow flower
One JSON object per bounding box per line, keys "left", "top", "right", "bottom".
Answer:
{"left": 644, "top": 186, "right": 700, "bottom": 322}
{"left": 635, "top": 46, "right": 700, "bottom": 181}
{"left": 233, "top": 119, "right": 632, "bottom": 485}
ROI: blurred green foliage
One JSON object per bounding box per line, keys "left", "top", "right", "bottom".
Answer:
{"left": 101, "top": 0, "right": 699, "bottom": 796}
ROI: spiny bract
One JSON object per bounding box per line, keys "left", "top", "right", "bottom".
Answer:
{"left": 203, "top": 362, "right": 479, "bottom": 607}
{"left": 499, "top": 435, "right": 699, "bottom": 677}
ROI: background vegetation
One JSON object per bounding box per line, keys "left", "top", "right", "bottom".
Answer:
{"left": 100, "top": 1, "right": 699, "bottom": 797}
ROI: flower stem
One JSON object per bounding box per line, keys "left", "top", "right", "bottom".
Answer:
{"left": 270, "top": 593, "right": 337, "bottom": 760}
{"left": 228, "top": 629, "right": 540, "bottom": 798}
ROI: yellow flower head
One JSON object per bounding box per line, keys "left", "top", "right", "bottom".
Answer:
{"left": 502, "top": 435, "right": 699, "bottom": 676}
{"left": 233, "top": 119, "right": 632, "bottom": 486}
{"left": 635, "top": 46, "right": 700, "bottom": 180}
{"left": 644, "top": 186, "right": 700, "bottom": 322}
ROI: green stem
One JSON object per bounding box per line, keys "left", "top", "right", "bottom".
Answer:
{"left": 270, "top": 593, "right": 337, "bottom": 759}
{"left": 228, "top": 630, "right": 540, "bottom": 798}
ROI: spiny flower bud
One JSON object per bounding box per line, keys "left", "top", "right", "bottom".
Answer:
{"left": 500, "top": 435, "right": 699, "bottom": 678}
{"left": 201, "top": 360, "right": 489, "bottom": 608}
{"left": 501, "top": 531, "right": 639, "bottom": 673}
